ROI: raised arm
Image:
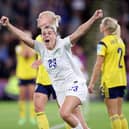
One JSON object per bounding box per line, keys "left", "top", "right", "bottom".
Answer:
{"left": 69, "top": 9, "right": 103, "bottom": 44}
{"left": 0, "top": 16, "right": 34, "bottom": 48}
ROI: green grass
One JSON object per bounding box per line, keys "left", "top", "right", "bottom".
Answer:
{"left": 0, "top": 100, "right": 129, "bottom": 129}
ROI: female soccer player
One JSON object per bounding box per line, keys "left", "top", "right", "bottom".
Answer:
{"left": 33, "top": 11, "right": 87, "bottom": 129}
{"left": 0, "top": 9, "right": 103, "bottom": 129}
{"left": 88, "top": 17, "right": 128, "bottom": 129}
{"left": 15, "top": 33, "right": 37, "bottom": 125}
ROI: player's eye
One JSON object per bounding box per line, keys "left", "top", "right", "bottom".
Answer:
{"left": 48, "top": 32, "right": 52, "bottom": 35}
{"left": 42, "top": 32, "right": 46, "bottom": 36}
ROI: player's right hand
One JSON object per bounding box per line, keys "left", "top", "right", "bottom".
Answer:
{"left": 88, "top": 84, "right": 94, "bottom": 94}
{"left": 0, "top": 16, "right": 9, "bottom": 26}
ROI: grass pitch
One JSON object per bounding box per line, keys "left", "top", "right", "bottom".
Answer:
{"left": 0, "top": 100, "right": 129, "bottom": 129}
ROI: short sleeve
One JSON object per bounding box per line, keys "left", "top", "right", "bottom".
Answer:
{"left": 60, "top": 36, "right": 72, "bottom": 50}
{"left": 97, "top": 41, "right": 107, "bottom": 56}
{"left": 15, "top": 45, "right": 21, "bottom": 54}
{"left": 34, "top": 40, "right": 44, "bottom": 55}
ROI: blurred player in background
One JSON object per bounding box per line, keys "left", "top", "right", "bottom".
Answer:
{"left": 33, "top": 34, "right": 57, "bottom": 129}
{"left": 0, "top": 9, "right": 103, "bottom": 129}
{"left": 88, "top": 17, "right": 128, "bottom": 129}
{"left": 15, "top": 31, "right": 37, "bottom": 125}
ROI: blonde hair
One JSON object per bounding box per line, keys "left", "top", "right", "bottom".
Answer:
{"left": 101, "top": 17, "right": 121, "bottom": 36}
{"left": 39, "top": 11, "right": 61, "bottom": 28}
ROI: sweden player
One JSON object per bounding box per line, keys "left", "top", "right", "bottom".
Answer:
{"left": 15, "top": 33, "right": 37, "bottom": 125}
{"left": 33, "top": 34, "right": 56, "bottom": 129}
{"left": 88, "top": 17, "right": 128, "bottom": 129}
{"left": 0, "top": 9, "right": 103, "bottom": 129}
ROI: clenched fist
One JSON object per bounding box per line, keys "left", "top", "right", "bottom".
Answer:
{"left": 0, "top": 16, "right": 10, "bottom": 26}
{"left": 93, "top": 9, "right": 103, "bottom": 20}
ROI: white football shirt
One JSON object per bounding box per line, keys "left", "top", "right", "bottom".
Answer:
{"left": 34, "top": 36, "right": 86, "bottom": 91}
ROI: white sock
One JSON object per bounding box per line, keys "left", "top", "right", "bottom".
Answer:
{"left": 73, "top": 122, "right": 83, "bottom": 129}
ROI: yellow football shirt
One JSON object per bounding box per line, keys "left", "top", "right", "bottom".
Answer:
{"left": 35, "top": 35, "right": 52, "bottom": 85}
{"left": 97, "top": 35, "right": 127, "bottom": 88}
{"left": 16, "top": 44, "right": 37, "bottom": 79}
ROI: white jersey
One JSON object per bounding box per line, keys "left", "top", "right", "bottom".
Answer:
{"left": 34, "top": 36, "right": 86, "bottom": 91}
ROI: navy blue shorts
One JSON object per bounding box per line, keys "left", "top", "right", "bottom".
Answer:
{"left": 101, "top": 86, "right": 126, "bottom": 98}
{"left": 18, "top": 79, "right": 35, "bottom": 86}
{"left": 35, "top": 83, "right": 56, "bottom": 99}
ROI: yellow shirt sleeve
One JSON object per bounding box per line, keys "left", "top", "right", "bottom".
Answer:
{"left": 97, "top": 41, "right": 107, "bottom": 56}
{"left": 35, "top": 35, "right": 52, "bottom": 85}
{"left": 35, "top": 35, "right": 43, "bottom": 42}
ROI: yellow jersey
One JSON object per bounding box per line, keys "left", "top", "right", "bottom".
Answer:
{"left": 35, "top": 35, "right": 52, "bottom": 85}
{"left": 97, "top": 35, "right": 127, "bottom": 88}
{"left": 16, "top": 44, "right": 37, "bottom": 79}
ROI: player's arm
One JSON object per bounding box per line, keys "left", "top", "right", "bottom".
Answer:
{"left": 69, "top": 9, "right": 103, "bottom": 45}
{"left": 32, "top": 59, "right": 42, "bottom": 69}
{"left": 88, "top": 55, "right": 104, "bottom": 93}
{"left": 0, "top": 16, "right": 34, "bottom": 48}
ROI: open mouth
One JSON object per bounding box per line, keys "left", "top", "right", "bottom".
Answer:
{"left": 45, "top": 39, "right": 50, "bottom": 43}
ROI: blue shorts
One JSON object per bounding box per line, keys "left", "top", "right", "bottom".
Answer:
{"left": 35, "top": 83, "right": 56, "bottom": 99}
{"left": 101, "top": 86, "right": 126, "bottom": 99}
{"left": 18, "top": 79, "right": 35, "bottom": 86}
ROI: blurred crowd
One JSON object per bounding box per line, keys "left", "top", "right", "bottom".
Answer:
{"left": 0, "top": 0, "right": 129, "bottom": 100}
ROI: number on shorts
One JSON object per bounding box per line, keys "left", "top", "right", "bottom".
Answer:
{"left": 72, "top": 86, "right": 78, "bottom": 92}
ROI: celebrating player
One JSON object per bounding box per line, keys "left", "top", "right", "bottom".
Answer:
{"left": 33, "top": 11, "right": 87, "bottom": 129}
